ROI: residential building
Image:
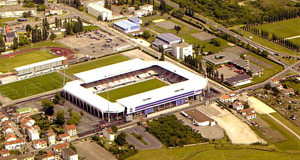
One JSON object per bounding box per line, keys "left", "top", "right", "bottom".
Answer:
{"left": 171, "top": 42, "right": 193, "bottom": 60}
{"left": 134, "top": 4, "right": 153, "bottom": 17}
{"left": 45, "top": 129, "right": 56, "bottom": 146}
{"left": 2, "top": 121, "right": 13, "bottom": 135}
{"left": 38, "top": 151, "right": 59, "bottom": 160}
{"left": 103, "top": 128, "right": 115, "bottom": 141}
{"left": 27, "top": 126, "right": 40, "bottom": 141}
{"left": 5, "top": 31, "right": 17, "bottom": 43}
{"left": 152, "top": 33, "right": 183, "bottom": 50}
{"left": 232, "top": 101, "right": 244, "bottom": 111}
{"left": 4, "top": 139, "right": 25, "bottom": 150}
{"left": 219, "top": 94, "right": 237, "bottom": 103}
{"left": 15, "top": 152, "right": 35, "bottom": 160}
{"left": 62, "top": 148, "right": 78, "bottom": 160}
{"left": 64, "top": 125, "right": 77, "bottom": 138}
{"left": 5, "top": 133, "right": 17, "bottom": 142}
{"left": 240, "top": 108, "right": 255, "bottom": 116}
{"left": 0, "top": 149, "right": 9, "bottom": 158}
{"left": 282, "top": 88, "right": 295, "bottom": 96}
{"left": 53, "top": 142, "right": 69, "bottom": 154}
{"left": 32, "top": 139, "right": 47, "bottom": 150}
{"left": 59, "top": 133, "right": 70, "bottom": 141}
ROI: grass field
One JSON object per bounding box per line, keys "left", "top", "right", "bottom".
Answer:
{"left": 0, "top": 72, "right": 70, "bottom": 100}
{"left": 238, "top": 29, "right": 299, "bottom": 56}
{"left": 0, "top": 50, "right": 56, "bottom": 73}
{"left": 98, "top": 78, "right": 168, "bottom": 102}
{"left": 127, "top": 144, "right": 300, "bottom": 160}
{"left": 65, "top": 54, "right": 130, "bottom": 76}
{"left": 18, "top": 41, "right": 67, "bottom": 51}
{"left": 0, "top": 18, "right": 15, "bottom": 26}
{"left": 256, "top": 18, "right": 300, "bottom": 39}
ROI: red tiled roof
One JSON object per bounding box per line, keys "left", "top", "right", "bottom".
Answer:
{"left": 65, "top": 124, "right": 76, "bottom": 131}
{"left": 4, "top": 139, "right": 25, "bottom": 146}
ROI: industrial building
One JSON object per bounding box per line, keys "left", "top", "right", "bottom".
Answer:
{"left": 62, "top": 59, "right": 208, "bottom": 121}
{"left": 152, "top": 33, "right": 183, "bottom": 50}
{"left": 113, "top": 20, "right": 141, "bottom": 34}
{"left": 87, "top": 1, "right": 112, "bottom": 21}
{"left": 171, "top": 42, "right": 193, "bottom": 60}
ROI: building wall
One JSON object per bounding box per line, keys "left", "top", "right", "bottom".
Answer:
{"left": 87, "top": 6, "right": 112, "bottom": 21}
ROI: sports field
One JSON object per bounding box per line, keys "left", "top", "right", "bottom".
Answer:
{"left": 65, "top": 54, "right": 130, "bottom": 76}
{"left": 0, "top": 72, "right": 70, "bottom": 100}
{"left": 256, "top": 18, "right": 300, "bottom": 39}
{"left": 98, "top": 78, "right": 168, "bottom": 102}
{"left": 0, "top": 50, "right": 56, "bottom": 73}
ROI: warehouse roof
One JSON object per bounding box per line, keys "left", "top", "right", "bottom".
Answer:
{"left": 113, "top": 20, "right": 140, "bottom": 30}
{"left": 156, "top": 33, "right": 182, "bottom": 43}
{"left": 15, "top": 57, "right": 66, "bottom": 71}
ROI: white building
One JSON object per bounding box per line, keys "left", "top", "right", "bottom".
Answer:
{"left": 45, "top": 129, "right": 56, "bottom": 146}
{"left": 0, "top": 10, "right": 36, "bottom": 18}
{"left": 27, "top": 127, "right": 40, "bottom": 141}
{"left": 134, "top": 4, "right": 153, "bottom": 17}
{"left": 33, "top": 139, "right": 47, "bottom": 150}
{"left": 5, "top": 134, "right": 17, "bottom": 142}
{"left": 232, "top": 101, "right": 244, "bottom": 111}
{"left": 103, "top": 128, "right": 115, "bottom": 141}
{"left": 87, "top": 1, "right": 112, "bottom": 21}
{"left": 171, "top": 42, "right": 193, "bottom": 60}
{"left": 64, "top": 125, "right": 77, "bottom": 138}
{"left": 62, "top": 148, "right": 78, "bottom": 160}
{"left": 113, "top": 20, "right": 141, "bottom": 34}
{"left": 15, "top": 56, "right": 67, "bottom": 80}
{"left": 184, "top": 109, "right": 216, "bottom": 126}
{"left": 59, "top": 133, "right": 71, "bottom": 141}
{"left": 152, "top": 33, "right": 183, "bottom": 50}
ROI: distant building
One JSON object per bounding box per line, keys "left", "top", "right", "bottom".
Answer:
{"left": 184, "top": 109, "right": 216, "bottom": 126}
{"left": 53, "top": 142, "right": 69, "bottom": 154}
{"left": 16, "top": 107, "right": 32, "bottom": 115}
{"left": 59, "top": 133, "right": 70, "bottom": 142}
{"left": 103, "top": 128, "right": 115, "bottom": 141}
{"left": 152, "top": 33, "right": 183, "bottom": 50}
{"left": 0, "top": 149, "right": 10, "bottom": 158}
{"left": 219, "top": 94, "right": 237, "bottom": 103}
{"left": 282, "top": 88, "right": 295, "bottom": 96}
{"left": 113, "top": 20, "right": 141, "bottom": 34}
{"left": 171, "top": 42, "right": 193, "bottom": 60}
{"left": 240, "top": 108, "right": 256, "bottom": 120}
{"left": 5, "top": 133, "right": 17, "bottom": 142}
{"left": 87, "top": 1, "right": 112, "bottom": 21}
{"left": 38, "top": 151, "right": 59, "bottom": 160}
{"left": 0, "top": 9, "right": 36, "bottom": 18}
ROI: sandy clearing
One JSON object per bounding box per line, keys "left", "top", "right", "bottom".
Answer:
{"left": 208, "top": 103, "right": 266, "bottom": 144}
{"left": 248, "top": 96, "right": 276, "bottom": 114}
{"left": 121, "top": 49, "right": 155, "bottom": 61}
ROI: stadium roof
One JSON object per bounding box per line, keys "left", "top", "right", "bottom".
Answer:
{"left": 15, "top": 57, "right": 66, "bottom": 71}
{"left": 113, "top": 20, "right": 140, "bottom": 30}
{"left": 156, "top": 33, "right": 182, "bottom": 43}
{"left": 65, "top": 59, "right": 207, "bottom": 113}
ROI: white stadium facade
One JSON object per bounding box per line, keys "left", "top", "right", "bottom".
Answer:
{"left": 62, "top": 59, "right": 208, "bottom": 121}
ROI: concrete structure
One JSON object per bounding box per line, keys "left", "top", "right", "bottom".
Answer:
{"left": 62, "top": 59, "right": 207, "bottom": 121}
{"left": 152, "top": 33, "right": 183, "bottom": 50}
{"left": 103, "top": 128, "right": 115, "bottom": 141}
{"left": 87, "top": 1, "right": 112, "bottom": 21}
{"left": 184, "top": 109, "right": 216, "bottom": 126}
{"left": 15, "top": 57, "right": 67, "bottom": 80}
{"left": 171, "top": 42, "right": 193, "bottom": 59}
{"left": 113, "top": 20, "right": 141, "bottom": 34}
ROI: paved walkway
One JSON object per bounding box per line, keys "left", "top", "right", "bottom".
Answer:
{"left": 268, "top": 114, "right": 300, "bottom": 141}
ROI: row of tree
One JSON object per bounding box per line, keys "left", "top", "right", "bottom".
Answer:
{"left": 57, "top": 0, "right": 83, "bottom": 11}
{"left": 65, "top": 17, "right": 84, "bottom": 35}
{"left": 183, "top": 55, "right": 203, "bottom": 72}
{"left": 242, "top": 25, "right": 299, "bottom": 52}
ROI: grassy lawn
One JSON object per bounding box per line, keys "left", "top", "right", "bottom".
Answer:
{"left": 289, "top": 37, "right": 300, "bottom": 44}
{"left": 128, "top": 144, "right": 300, "bottom": 160}
{"left": 270, "top": 112, "right": 300, "bottom": 136}
{"left": 0, "top": 72, "right": 70, "bottom": 100}
{"left": 98, "top": 78, "right": 168, "bottom": 102}
{"left": 83, "top": 25, "right": 100, "bottom": 32}
{"left": 0, "top": 18, "right": 15, "bottom": 26}
{"left": 282, "top": 78, "right": 300, "bottom": 93}
{"left": 238, "top": 29, "right": 299, "bottom": 56}
{"left": 260, "top": 114, "right": 300, "bottom": 151}
{"left": 0, "top": 50, "right": 56, "bottom": 73}
{"left": 18, "top": 41, "right": 67, "bottom": 51}
{"left": 256, "top": 18, "right": 300, "bottom": 38}
{"left": 65, "top": 54, "right": 130, "bottom": 76}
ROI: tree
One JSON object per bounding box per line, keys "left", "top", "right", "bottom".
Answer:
{"left": 42, "top": 99, "right": 54, "bottom": 116}
{"left": 49, "top": 32, "right": 56, "bottom": 40}
{"left": 220, "top": 74, "right": 224, "bottom": 82}
{"left": 160, "top": 52, "right": 165, "bottom": 61}
{"left": 97, "top": 15, "right": 103, "bottom": 21}
{"left": 141, "top": 30, "right": 151, "bottom": 39}
{"left": 115, "top": 132, "right": 127, "bottom": 145}
{"left": 264, "top": 84, "right": 271, "bottom": 90}
{"left": 111, "top": 125, "right": 118, "bottom": 133}
{"left": 272, "top": 87, "right": 280, "bottom": 95}
{"left": 12, "top": 37, "right": 18, "bottom": 49}
{"left": 244, "top": 101, "right": 250, "bottom": 109}
{"left": 261, "top": 50, "right": 269, "bottom": 58}
{"left": 174, "top": 25, "right": 181, "bottom": 34}
{"left": 56, "top": 110, "right": 65, "bottom": 125}
{"left": 67, "top": 111, "right": 81, "bottom": 125}
{"left": 53, "top": 92, "right": 62, "bottom": 104}
{"left": 104, "top": 0, "right": 109, "bottom": 9}
{"left": 26, "top": 24, "right": 32, "bottom": 32}
{"left": 0, "top": 34, "right": 6, "bottom": 52}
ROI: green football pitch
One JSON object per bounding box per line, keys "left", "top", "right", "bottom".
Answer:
{"left": 0, "top": 72, "right": 70, "bottom": 100}
{"left": 98, "top": 78, "right": 168, "bottom": 102}
{"left": 0, "top": 50, "right": 56, "bottom": 73}
{"left": 65, "top": 54, "right": 130, "bottom": 76}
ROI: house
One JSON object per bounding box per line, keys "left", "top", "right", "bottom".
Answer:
{"left": 38, "top": 151, "right": 59, "bottom": 160}
{"left": 127, "top": 7, "right": 135, "bottom": 14}
{"left": 219, "top": 94, "right": 237, "bottom": 103}
{"left": 0, "top": 115, "right": 9, "bottom": 124}
{"left": 59, "top": 133, "right": 70, "bottom": 141}
{"left": 87, "top": 1, "right": 112, "bottom": 21}
{"left": 152, "top": 33, "right": 183, "bottom": 50}
{"left": 240, "top": 108, "right": 256, "bottom": 120}
{"left": 2, "top": 121, "right": 13, "bottom": 135}
{"left": 139, "top": 4, "right": 153, "bottom": 12}
{"left": 245, "top": 112, "right": 256, "bottom": 120}
{"left": 32, "top": 139, "right": 47, "bottom": 150}
{"left": 171, "top": 42, "right": 193, "bottom": 60}
{"left": 282, "top": 88, "right": 295, "bottom": 96}
{"left": 5, "top": 133, "right": 17, "bottom": 142}
{"left": 270, "top": 78, "right": 280, "bottom": 85}
{"left": 0, "top": 149, "right": 10, "bottom": 158}
{"left": 27, "top": 126, "right": 40, "bottom": 141}
{"left": 103, "top": 128, "right": 115, "bottom": 141}
{"left": 64, "top": 125, "right": 77, "bottom": 138}
{"left": 62, "top": 148, "right": 78, "bottom": 160}
{"left": 53, "top": 142, "right": 69, "bottom": 154}
{"left": 15, "top": 152, "right": 35, "bottom": 160}
{"left": 184, "top": 109, "right": 216, "bottom": 126}
{"left": 5, "top": 31, "right": 17, "bottom": 43}
{"left": 232, "top": 101, "right": 244, "bottom": 111}
{"left": 45, "top": 129, "right": 56, "bottom": 146}
{"left": 4, "top": 138, "right": 25, "bottom": 150}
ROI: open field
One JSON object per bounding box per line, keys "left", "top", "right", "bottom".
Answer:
{"left": 98, "top": 78, "right": 168, "bottom": 102}
{"left": 0, "top": 72, "right": 70, "bottom": 100}
{"left": 127, "top": 144, "right": 300, "bottom": 160}
{"left": 256, "top": 18, "right": 300, "bottom": 39}
{"left": 74, "top": 141, "right": 116, "bottom": 160}
{"left": 0, "top": 18, "right": 15, "bottom": 26}
{"left": 0, "top": 50, "right": 56, "bottom": 73}
{"left": 65, "top": 54, "right": 130, "bottom": 76}
{"left": 238, "top": 29, "right": 300, "bottom": 56}
{"left": 248, "top": 97, "right": 276, "bottom": 114}
{"left": 18, "top": 41, "right": 67, "bottom": 50}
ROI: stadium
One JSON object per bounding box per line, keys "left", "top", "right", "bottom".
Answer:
{"left": 62, "top": 59, "right": 208, "bottom": 121}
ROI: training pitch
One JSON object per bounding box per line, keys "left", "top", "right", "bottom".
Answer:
{"left": 0, "top": 50, "right": 56, "bottom": 73}
{"left": 0, "top": 72, "right": 70, "bottom": 100}
{"left": 98, "top": 78, "right": 168, "bottom": 102}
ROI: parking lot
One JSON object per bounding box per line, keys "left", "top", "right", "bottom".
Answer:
{"left": 58, "top": 30, "right": 132, "bottom": 58}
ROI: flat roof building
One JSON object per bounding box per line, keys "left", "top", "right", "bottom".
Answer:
{"left": 152, "top": 33, "right": 183, "bottom": 50}
{"left": 225, "top": 74, "right": 252, "bottom": 87}
{"left": 113, "top": 20, "right": 141, "bottom": 34}
{"left": 184, "top": 109, "right": 216, "bottom": 126}
{"left": 87, "top": 1, "right": 112, "bottom": 21}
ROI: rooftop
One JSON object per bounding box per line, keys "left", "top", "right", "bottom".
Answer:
{"left": 113, "top": 20, "right": 140, "bottom": 29}
{"left": 128, "top": 17, "right": 141, "bottom": 23}
{"left": 203, "top": 52, "right": 239, "bottom": 65}
{"left": 226, "top": 74, "right": 252, "bottom": 85}
{"left": 184, "top": 109, "right": 214, "bottom": 123}
{"left": 156, "top": 33, "right": 182, "bottom": 43}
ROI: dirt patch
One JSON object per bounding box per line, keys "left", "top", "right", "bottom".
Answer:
{"left": 121, "top": 49, "right": 155, "bottom": 61}
{"left": 74, "top": 141, "right": 116, "bottom": 160}
{"left": 248, "top": 96, "right": 276, "bottom": 114}
{"left": 191, "top": 32, "right": 216, "bottom": 41}
{"left": 223, "top": 46, "right": 248, "bottom": 55}
{"left": 156, "top": 21, "right": 180, "bottom": 30}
